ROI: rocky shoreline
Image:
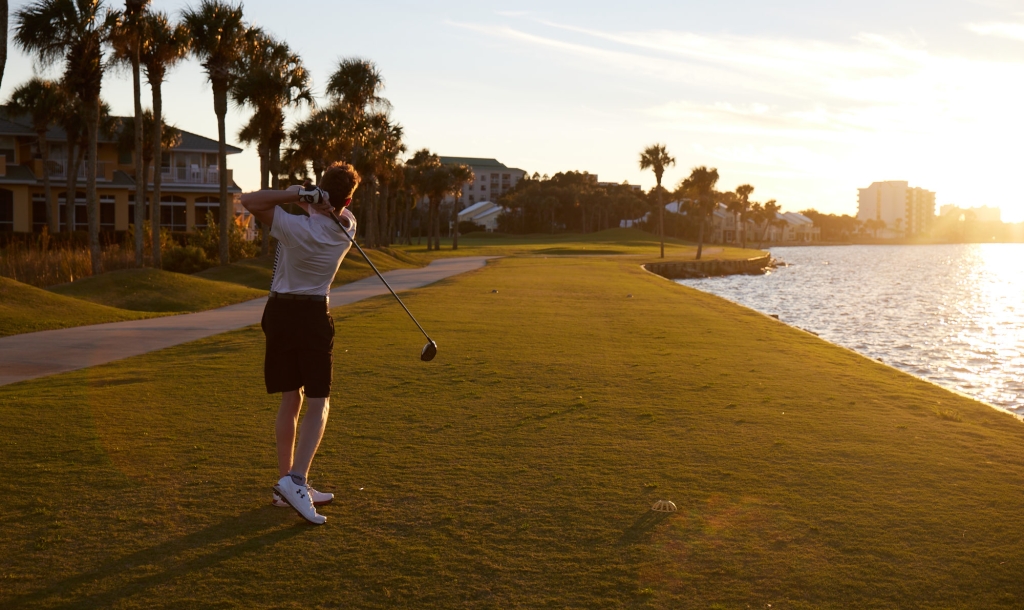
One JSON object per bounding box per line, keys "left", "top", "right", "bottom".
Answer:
{"left": 643, "top": 254, "right": 773, "bottom": 279}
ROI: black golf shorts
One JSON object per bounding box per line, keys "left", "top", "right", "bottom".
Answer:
{"left": 261, "top": 297, "right": 334, "bottom": 398}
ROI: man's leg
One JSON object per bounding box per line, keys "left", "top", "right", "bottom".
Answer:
{"left": 291, "top": 397, "right": 330, "bottom": 480}
{"left": 275, "top": 389, "right": 303, "bottom": 478}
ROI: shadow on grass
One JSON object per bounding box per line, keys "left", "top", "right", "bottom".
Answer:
{"left": 616, "top": 510, "right": 673, "bottom": 546}
{"left": 7, "top": 506, "right": 308, "bottom": 609}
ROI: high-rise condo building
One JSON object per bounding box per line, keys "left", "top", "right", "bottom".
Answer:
{"left": 856, "top": 181, "right": 936, "bottom": 237}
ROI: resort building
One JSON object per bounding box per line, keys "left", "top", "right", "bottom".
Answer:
{"left": 439, "top": 157, "right": 526, "bottom": 207}
{"left": 939, "top": 204, "right": 1001, "bottom": 223}
{"left": 0, "top": 108, "right": 242, "bottom": 234}
{"left": 857, "top": 180, "right": 936, "bottom": 237}
{"left": 456, "top": 200, "right": 504, "bottom": 232}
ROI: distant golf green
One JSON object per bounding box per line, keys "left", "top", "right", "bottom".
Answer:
{"left": 2, "top": 254, "right": 1022, "bottom": 608}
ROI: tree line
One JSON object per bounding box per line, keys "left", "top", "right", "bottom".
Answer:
{"left": 8, "top": 0, "right": 476, "bottom": 278}
{"left": 494, "top": 145, "right": 788, "bottom": 259}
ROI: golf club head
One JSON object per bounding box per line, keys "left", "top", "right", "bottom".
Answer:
{"left": 421, "top": 340, "right": 438, "bottom": 362}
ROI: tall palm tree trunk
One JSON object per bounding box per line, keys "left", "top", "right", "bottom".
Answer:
{"left": 696, "top": 217, "right": 705, "bottom": 260}
{"left": 452, "top": 198, "right": 460, "bottom": 250}
{"left": 380, "top": 181, "right": 391, "bottom": 247}
{"left": 265, "top": 135, "right": 282, "bottom": 255}
{"left": 214, "top": 83, "right": 230, "bottom": 265}
{"left": 132, "top": 52, "right": 145, "bottom": 266}
{"left": 402, "top": 195, "right": 413, "bottom": 245}
{"left": 85, "top": 100, "right": 101, "bottom": 275}
{"left": 657, "top": 185, "right": 664, "bottom": 258}
{"left": 257, "top": 143, "right": 269, "bottom": 255}
{"left": 39, "top": 133, "right": 55, "bottom": 234}
{"left": 64, "top": 141, "right": 80, "bottom": 234}
{"left": 152, "top": 80, "right": 166, "bottom": 269}
{"left": 365, "top": 180, "right": 378, "bottom": 248}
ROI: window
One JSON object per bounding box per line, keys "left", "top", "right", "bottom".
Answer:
{"left": 0, "top": 189, "right": 13, "bottom": 231}
{"left": 160, "top": 195, "right": 187, "bottom": 231}
{"left": 58, "top": 191, "right": 86, "bottom": 232}
{"left": 502, "top": 174, "right": 510, "bottom": 180}
{"left": 480, "top": 185, "right": 487, "bottom": 191}
{"left": 100, "top": 196, "right": 115, "bottom": 231}
{"left": 32, "top": 194, "right": 47, "bottom": 233}
{"left": 194, "top": 195, "right": 219, "bottom": 228}
{"left": 118, "top": 148, "right": 132, "bottom": 165}
{"left": 127, "top": 193, "right": 150, "bottom": 224}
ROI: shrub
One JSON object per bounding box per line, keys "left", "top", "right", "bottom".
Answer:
{"left": 162, "top": 245, "right": 213, "bottom": 274}
{"left": 189, "top": 218, "right": 259, "bottom": 263}
{"left": 458, "top": 220, "right": 485, "bottom": 235}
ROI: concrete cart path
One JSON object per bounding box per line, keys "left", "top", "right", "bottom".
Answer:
{"left": 0, "top": 256, "right": 493, "bottom": 387}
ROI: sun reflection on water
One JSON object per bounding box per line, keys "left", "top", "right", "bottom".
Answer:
{"left": 678, "top": 244, "right": 1024, "bottom": 414}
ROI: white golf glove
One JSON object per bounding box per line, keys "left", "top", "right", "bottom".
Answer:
{"left": 298, "top": 185, "right": 326, "bottom": 205}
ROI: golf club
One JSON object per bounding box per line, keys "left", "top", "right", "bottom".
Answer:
{"left": 302, "top": 181, "right": 438, "bottom": 362}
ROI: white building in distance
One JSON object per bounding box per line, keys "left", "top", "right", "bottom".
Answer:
{"left": 939, "top": 204, "right": 1001, "bottom": 223}
{"left": 857, "top": 180, "right": 936, "bottom": 237}
{"left": 439, "top": 157, "right": 526, "bottom": 207}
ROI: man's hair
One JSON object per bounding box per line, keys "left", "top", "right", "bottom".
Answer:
{"left": 319, "top": 162, "right": 361, "bottom": 212}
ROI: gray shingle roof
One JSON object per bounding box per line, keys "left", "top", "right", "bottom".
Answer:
{"left": 439, "top": 157, "right": 508, "bottom": 169}
{"left": 0, "top": 164, "right": 40, "bottom": 183}
{"left": 0, "top": 107, "right": 242, "bottom": 154}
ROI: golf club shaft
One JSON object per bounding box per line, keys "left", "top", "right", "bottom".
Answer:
{"left": 326, "top": 208, "right": 433, "bottom": 343}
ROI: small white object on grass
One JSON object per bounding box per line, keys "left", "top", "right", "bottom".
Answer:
{"left": 651, "top": 500, "right": 677, "bottom": 513}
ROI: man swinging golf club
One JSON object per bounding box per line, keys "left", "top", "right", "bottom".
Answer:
{"left": 241, "top": 162, "right": 360, "bottom": 525}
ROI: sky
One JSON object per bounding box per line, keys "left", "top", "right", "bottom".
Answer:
{"left": 4, "top": 0, "right": 1024, "bottom": 221}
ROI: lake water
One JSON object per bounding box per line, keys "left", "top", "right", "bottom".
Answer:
{"left": 676, "top": 244, "right": 1024, "bottom": 415}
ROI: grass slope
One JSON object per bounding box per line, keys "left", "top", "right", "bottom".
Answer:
{"left": 195, "top": 250, "right": 419, "bottom": 291}
{"left": 48, "top": 268, "right": 266, "bottom": 313}
{"left": 0, "top": 276, "right": 160, "bottom": 337}
{"left": 4, "top": 257, "right": 1023, "bottom": 608}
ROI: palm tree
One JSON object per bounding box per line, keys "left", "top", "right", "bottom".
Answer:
{"left": 446, "top": 163, "right": 473, "bottom": 250}
{"left": 139, "top": 10, "right": 186, "bottom": 269}
{"left": 758, "top": 199, "right": 781, "bottom": 245}
{"left": 326, "top": 58, "right": 390, "bottom": 117}
{"left": 15, "top": 0, "right": 111, "bottom": 274}
{"left": 116, "top": 109, "right": 181, "bottom": 246}
{"left": 232, "top": 28, "right": 312, "bottom": 253}
{"left": 7, "top": 77, "right": 64, "bottom": 234}
{"left": 351, "top": 112, "right": 404, "bottom": 248}
{"left": 403, "top": 149, "right": 438, "bottom": 245}
{"left": 639, "top": 144, "right": 675, "bottom": 259}
{"left": 1, "top": 1, "right": 7, "bottom": 89}
{"left": 678, "top": 166, "right": 719, "bottom": 260}
{"left": 733, "top": 184, "right": 754, "bottom": 248}
{"left": 56, "top": 92, "right": 86, "bottom": 234}
{"left": 182, "top": 0, "right": 246, "bottom": 265}
{"left": 109, "top": 0, "right": 150, "bottom": 265}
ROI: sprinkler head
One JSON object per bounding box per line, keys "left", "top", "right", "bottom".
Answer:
{"left": 421, "top": 340, "right": 437, "bottom": 362}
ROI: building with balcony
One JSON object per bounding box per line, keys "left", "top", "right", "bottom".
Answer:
{"left": 856, "top": 180, "right": 936, "bottom": 238}
{"left": 0, "top": 108, "right": 242, "bottom": 234}
{"left": 439, "top": 157, "right": 526, "bottom": 208}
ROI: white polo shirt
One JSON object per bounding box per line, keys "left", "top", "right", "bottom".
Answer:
{"left": 269, "top": 206, "right": 357, "bottom": 296}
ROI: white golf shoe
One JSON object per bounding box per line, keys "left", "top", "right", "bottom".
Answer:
{"left": 273, "top": 476, "right": 326, "bottom": 525}
{"left": 272, "top": 486, "right": 334, "bottom": 507}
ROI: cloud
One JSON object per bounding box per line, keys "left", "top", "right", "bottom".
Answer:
{"left": 967, "top": 21, "right": 1024, "bottom": 41}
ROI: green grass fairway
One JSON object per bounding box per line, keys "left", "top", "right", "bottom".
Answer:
{"left": 4, "top": 256, "right": 1022, "bottom": 608}
{"left": 0, "top": 276, "right": 160, "bottom": 337}
{"left": 48, "top": 268, "right": 267, "bottom": 313}
{"left": 397, "top": 227, "right": 764, "bottom": 262}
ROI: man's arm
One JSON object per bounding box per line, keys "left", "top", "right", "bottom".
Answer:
{"left": 240, "top": 187, "right": 302, "bottom": 228}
